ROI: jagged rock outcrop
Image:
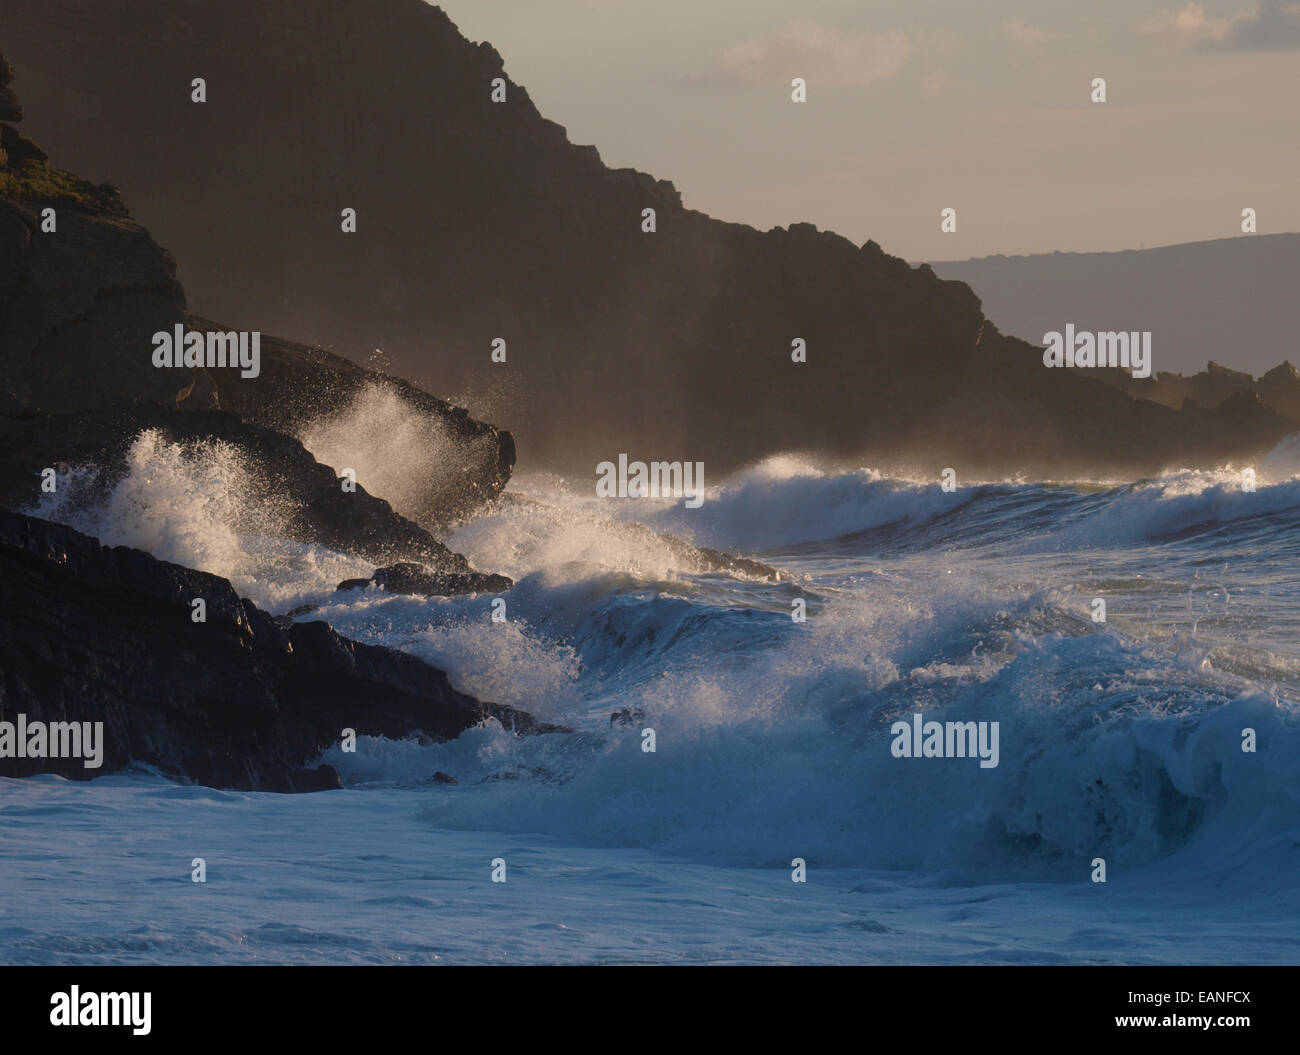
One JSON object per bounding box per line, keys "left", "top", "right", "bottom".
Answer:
{"left": 0, "top": 507, "right": 562, "bottom": 790}
{"left": 1132, "top": 361, "right": 1257, "bottom": 410}
{"left": 0, "top": 64, "right": 191, "bottom": 412}
{"left": 5, "top": 2, "right": 1296, "bottom": 477}
{"left": 0, "top": 54, "right": 514, "bottom": 528}
{"left": 0, "top": 187, "right": 190, "bottom": 414}
{"left": 1258, "top": 362, "right": 1300, "bottom": 420}
{"left": 1090, "top": 359, "right": 1300, "bottom": 424}
{"left": 0, "top": 52, "right": 20, "bottom": 124}
{"left": 0, "top": 53, "right": 532, "bottom": 794}
{"left": 337, "top": 561, "right": 512, "bottom": 598}
{"left": 0, "top": 400, "right": 508, "bottom": 582}
{"left": 0, "top": 56, "right": 27, "bottom": 171}
{"left": 663, "top": 540, "right": 781, "bottom": 581}
{"left": 186, "top": 315, "right": 514, "bottom": 526}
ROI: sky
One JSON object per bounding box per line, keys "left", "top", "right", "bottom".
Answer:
{"left": 436, "top": 0, "right": 1300, "bottom": 261}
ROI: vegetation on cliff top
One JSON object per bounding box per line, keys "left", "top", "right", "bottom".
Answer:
{"left": 0, "top": 156, "right": 97, "bottom": 206}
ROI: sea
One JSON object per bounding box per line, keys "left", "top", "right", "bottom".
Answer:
{"left": 2, "top": 422, "right": 1299, "bottom": 964}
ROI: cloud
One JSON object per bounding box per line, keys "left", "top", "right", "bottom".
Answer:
{"left": 1003, "top": 21, "right": 1065, "bottom": 48}
{"left": 921, "top": 71, "right": 951, "bottom": 98}
{"left": 1135, "top": 2, "right": 1300, "bottom": 50}
{"left": 709, "top": 20, "right": 911, "bottom": 88}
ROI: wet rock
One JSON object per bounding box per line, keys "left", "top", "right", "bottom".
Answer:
{"left": 190, "top": 318, "right": 515, "bottom": 528}
{"left": 336, "top": 561, "right": 512, "bottom": 597}
{"left": 610, "top": 707, "right": 646, "bottom": 727}
{"left": 0, "top": 401, "right": 501, "bottom": 577}
{"left": 0, "top": 508, "right": 562, "bottom": 791}
{"left": 288, "top": 764, "right": 343, "bottom": 792}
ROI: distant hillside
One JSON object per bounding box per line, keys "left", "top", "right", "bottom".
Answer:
{"left": 5, "top": 1, "right": 1297, "bottom": 477}
{"left": 929, "top": 235, "right": 1300, "bottom": 379}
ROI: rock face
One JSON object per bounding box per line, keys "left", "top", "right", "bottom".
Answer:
{"left": 0, "top": 54, "right": 534, "bottom": 794}
{"left": 0, "top": 157, "right": 191, "bottom": 414}
{"left": 337, "top": 561, "right": 513, "bottom": 598}
{"left": 0, "top": 53, "right": 514, "bottom": 528}
{"left": 1, "top": 51, "right": 190, "bottom": 408}
{"left": 0, "top": 88, "right": 20, "bottom": 124}
{"left": 0, "top": 53, "right": 20, "bottom": 124}
{"left": 2, "top": 56, "right": 513, "bottom": 577}
{"left": 1086, "top": 358, "right": 1300, "bottom": 423}
{"left": 5, "top": 2, "right": 1298, "bottom": 477}
{"left": 0, "top": 400, "right": 507, "bottom": 581}
{"left": 0, "top": 508, "right": 561, "bottom": 791}
{"left": 1128, "top": 361, "right": 1257, "bottom": 410}
{"left": 186, "top": 316, "right": 515, "bottom": 526}
{"left": 1258, "top": 363, "right": 1300, "bottom": 421}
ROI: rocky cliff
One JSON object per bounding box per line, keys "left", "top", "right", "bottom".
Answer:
{"left": 0, "top": 87, "right": 190, "bottom": 414}
{"left": 0, "top": 51, "right": 515, "bottom": 526}
{"left": 0, "top": 55, "right": 542, "bottom": 792}
{"left": 5, "top": 0, "right": 1297, "bottom": 477}
{"left": 1084, "top": 359, "right": 1300, "bottom": 423}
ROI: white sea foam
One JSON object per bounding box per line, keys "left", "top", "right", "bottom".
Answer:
{"left": 25, "top": 429, "right": 370, "bottom": 611}
{"left": 19, "top": 442, "right": 1300, "bottom": 894}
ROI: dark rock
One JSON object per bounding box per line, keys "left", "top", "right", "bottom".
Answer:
{"left": 1096, "top": 360, "right": 1257, "bottom": 410}
{"left": 288, "top": 764, "right": 343, "bottom": 792}
{"left": 189, "top": 318, "right": 515, "bottom": 528}
{"left": 0, "top": 170, "right": 189, "bottom": 415}
{"left": 176, "top": 363, "right": 221, "bottom": 410}
{"left": 274, "top": 603, "right": 321, "bottom": 629}
{"left": 337, "top": 561, "right": 512, "bottom": 597}
{"left": 479, "top": 766, "right": 557, "bottom": 783}
{"left": 0, "top": 507, "right": 566, "bottom": 791}
{"left": 431, "top": 771, "right": 457, "bottom": 785}
{"left": 0, "top": 123, "right": 48, "bottom": 164}
{"left": 0, "top": 86, "right": 21, "bottom": 123}
{"left": 660, "top": 538, "right": 781, "bottom": 581}
{"left": 1093, "top": 358, "right": 1300, "bottom": 427}
{"left": 0, "top": 400, "right": 501, "bottom": 578}
{"left": 0, "top": 68, "right": 511, "bottom": 530}
{"left": 1258, "top": 362, "right": 1300, "bottom": 420}
{"left": 610, "top": 707, "right": 646, "bottom": 727}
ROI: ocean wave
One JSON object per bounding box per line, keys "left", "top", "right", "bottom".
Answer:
{"left": 24, "top": 428, "right": 371, "bottom": 611}
{"left": 320, "top": 575, "right": 1300, "bottom": 877}
{"left": 22, "top": 436, "right": 1299, "bottom": 880}
{"left": 634, "top": 457, "right": 1300, "bottom": 555}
